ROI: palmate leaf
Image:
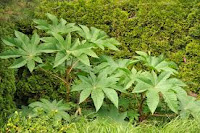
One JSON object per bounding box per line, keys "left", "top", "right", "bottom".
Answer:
{"left": 133, "top": 71, "right": 183, "bottom": 114}
{"left": 135, "top": 51, "right": 178, "bottom": 74}
{"left": 97, "top": 106, "right": 127, "bottom": 123}
{"left": 94, "top": 56, "right": 133, "bottom": 75}
{"left": 33, "top": 14, "right": 120, "bottom": 69}
{"left": 77, "top": 25, "right": 120, "bottom": 50}
{"left": 0, "top": 31, "right": 43, "bottom": 72}
{"left": 41, "top": 32, "right": 97, "bottom": 67}
{"left": 34, "top": 13, "right": 78, "bottom": 34}
{"left": 72, "top": 71, "right": 121, "bottom": 111}
{"left": 119, "top": 67, "right": 141, "bottom": 90}
{"left": 179, "top": 96, "right": 200, "bottom": 119}
{"left": 29, "top": 99, "right": 71, "bottom": 122}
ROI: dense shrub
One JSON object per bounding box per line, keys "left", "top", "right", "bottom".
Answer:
{"left": 0, "top": 0, "right": 51, "bottom": 125}
{"left": 0, "top": 10, "right": 17, "bottom": 127}
{"left": 15, "top": 69, "right": 65, "bottom": 105}
{"left": 2, "top": 112, "right": 200, "bottom": 133}
{"left": 34, "top": 0, "right": 200, "bottom": 94}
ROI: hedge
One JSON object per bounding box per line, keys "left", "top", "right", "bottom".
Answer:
{"left": 0, "top": 12, "right": 16, "bottom": 126}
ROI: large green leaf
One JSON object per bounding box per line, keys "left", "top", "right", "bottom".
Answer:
{"left": 31, "top": 32, "right": 40, "bottom": 46}
{"left": 46, "top": 13, "right": 58, "bottom": 25}
{"left": 132, "top": 83, "right": 148, "bottom": 93}
{"left": 28, "top": 99, "right": 71, "bottom": 122}
{"left": 72, "top": 71, "right": 121, "bottom": 111}
{"left": 133, "top": 71, "right": 184, "bottom": 114}
{"left": 9, "top": 57, "right": 27, "bottom": 68}
{"left": 0, "top": 31, "right": 43, "bottom": 72}
{"left": 79, "top": 88, "right": 92, "bottom": 104}
{"left": 135, "top": 51, "right": 178, "bottom": 74}
{"left": 103, "top": 88, "right": 118, "bottom": 108}
{"left": 0, "top": 50, "right": 23, "bottom": 59}
{"left": 77, "top": 54, "right": 90, "bottom": 66}
{"left": 54, "top": 51, "right": 69, "bottom": 67}
{"left": 15, "top": 31, "right": 29, "bottom": 45}
{"left": 2, "top": 37, "right": 16, "bottom": 46}
{"left": 91, "top": 89, "right": 104, "bottom": 111}
{"left": 146, "top": 89, "right": 159, "bottom": 114}
{"left": 77, "top": 25, "right": 120, "bottom": 50}
{"left": 27, "top": 60, "right": 36, "bottom": 72}
{"left": 34, "top": 13, "right": 77, "bottom": 34}
{"left": 162, "top": 91, "right": 178, "bottom": 113}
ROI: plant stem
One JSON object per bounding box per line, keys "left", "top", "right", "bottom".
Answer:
{"left": 138, "top": 93, "right": 146, "bottom": 122}
{"left": 40, "top": 68, "right": 68, "bottom": 85}
{"left": 65, "top": 68, "right": 70, "bottom": 102}
{"left": 65, "top": 60, "right": 79, "bottom": 102}
{"left": 151, "top": 113, "right": 177, "bottom": 117}
{"left": 40, "top": 60, "right": 79, "bottom": 102}
{"left": 67, "top": 60, "right": 79, "bottom": 74}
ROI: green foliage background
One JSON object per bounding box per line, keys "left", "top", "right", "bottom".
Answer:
{"left": 0, "top": 5, "right": 17, "bottom": 126}
{"left": 0, "top": 0, "right": 200, "bottom": 125}
{"left": 34, "top": 0, "right": 200, "bottom": 93}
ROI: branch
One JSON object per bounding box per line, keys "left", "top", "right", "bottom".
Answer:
{"left": 67, "top": 60, "right": 79, "bottom": 74}
{"left": 151, "top": 113, "right": 177, "bottom": 117}
{"left": 39, "top": 68, "right": 68, "bottom": 85}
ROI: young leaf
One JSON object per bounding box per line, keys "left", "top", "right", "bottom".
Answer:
{"left": 135, "top": 51, "right": 178, "bottom": 74}
{"left": 33, "top": 19, "right": 49, "bottom": 30}
{"left": 46, "top": 13, "right": 58, "bottom": 25}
